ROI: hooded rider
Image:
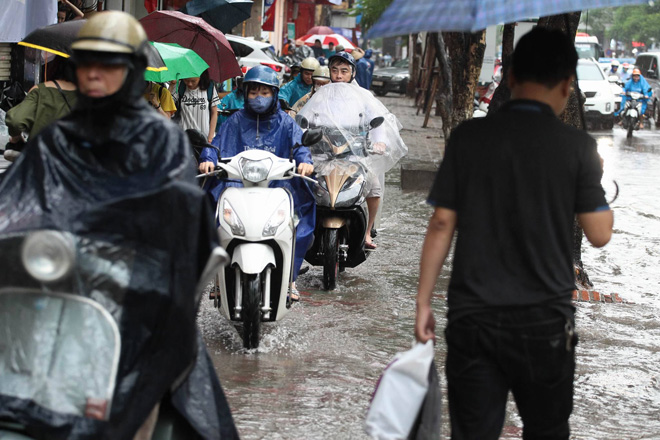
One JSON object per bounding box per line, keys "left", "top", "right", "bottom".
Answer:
{"left": 616, "top": 67, "right": 653, "bottom": 126}
{"left": 216, "top": 75, "right": 245, "bottom": 129}
{"left": 198, "top": 66, "right": 315, "bottom": 300}
{"left": 0, "top": 11, "right": 238, "bottom": 439}
{"left": 356, "top": 48, "right": 375, "bottom": 90}
{"left": 279, "top": 57, "right": 320, "bottom": 108}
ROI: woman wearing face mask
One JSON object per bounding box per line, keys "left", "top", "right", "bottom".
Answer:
{"left": 173, "top": 69, "right": 219, "bottom": 143}
{"left": 198, "top": 66, "right": 314, "bottom": 300}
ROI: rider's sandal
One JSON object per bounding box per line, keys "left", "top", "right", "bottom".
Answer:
{"left": 288, "top": 287, "right": 300, "bottom": 302}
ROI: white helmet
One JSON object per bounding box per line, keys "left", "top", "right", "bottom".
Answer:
{"left": 301, "top": 57, "right": 320, "bottom": 72}
{"left": 611, "top": 59, "right": 620, "bottom": 67}
{"left": 312, "top": 66, "right": 330, "bottom": 81}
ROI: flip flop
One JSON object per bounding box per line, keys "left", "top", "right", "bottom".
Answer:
{"left": 365, "top": 242, "right": 377, "bottom": 250}
{"left": 288, "top": 287, "right": 300, "bottom": 302}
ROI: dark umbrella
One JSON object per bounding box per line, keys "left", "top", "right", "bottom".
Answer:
{"left": 180, "top": 0, "right": 253, "bottom": 34}
{"left": 140, "top": 11, "right": 242, "bottom": 83}
{"left": 369, "top": 0, "right": 649, "bottom": 36}
{"left": 18, "top": 19, "right": 167, "bottom": 73}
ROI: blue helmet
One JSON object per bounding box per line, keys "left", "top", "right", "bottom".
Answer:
{"left": 365, "top": 49, "right": 373, "bottom": 59}
{"left": 243, "top": 65, "right": 280, "bottom": 91}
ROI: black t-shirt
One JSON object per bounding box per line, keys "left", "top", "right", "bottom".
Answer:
{"left": 428, "top": 100, "right": 608, "bottom": 320}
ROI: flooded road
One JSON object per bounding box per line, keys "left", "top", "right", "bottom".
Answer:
{"left": 199, "top": 125, "right": 660, "bottom": 439}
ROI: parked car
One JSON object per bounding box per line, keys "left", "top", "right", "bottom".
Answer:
{"left": 371, "top": 59, "right": 409, "bottom": 96}
{"left": 633, "top": 52, "right": 660, "bottom": 127}
{"left": 225, "top": 34, "right": 287, "bottom": 81}
{"left": 577, "top": 58, "right": 616, "bottom": 130}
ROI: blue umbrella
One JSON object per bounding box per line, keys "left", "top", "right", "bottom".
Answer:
{"left": 180, "top": 0, "right": 253, "bottom": 34}
{"left": 369, "top": 0, "right": 650, "bottom": 37}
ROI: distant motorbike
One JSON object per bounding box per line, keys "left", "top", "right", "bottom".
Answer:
{"left": 298, "top": 115, "right": 384, "bottom": 290}
{"left": 200, "top": 129, "right": 322, "bottom": 349}
{"left": 620, "top": 90, "right": 650, "bottom": 138}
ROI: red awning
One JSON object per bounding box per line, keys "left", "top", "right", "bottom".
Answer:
{"left": 263, "top": 0, "right": 278, "bottom": 31}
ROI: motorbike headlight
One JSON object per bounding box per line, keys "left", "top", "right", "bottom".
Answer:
{"left": 263, "top": 199, "right": 290, "bottom": 237}
{"left": 240, "top": 158, "right": 271, "bottom": 183}
{"left": 335, "top": 174, "right": 365, "bottom": 208}
{"left": 223, "top": 199, "right": 245, "bottom": 236}
{"left": 21, "top": 231, "right": 76, "bottom": 283}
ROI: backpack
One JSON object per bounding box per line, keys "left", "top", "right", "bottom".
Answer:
{"left": 0, "top": 82, "right": 27, "bottom": 113}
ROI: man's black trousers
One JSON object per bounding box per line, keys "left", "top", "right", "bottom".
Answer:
{"left": 445, "top": 307, "right": 576, "bottom": 440}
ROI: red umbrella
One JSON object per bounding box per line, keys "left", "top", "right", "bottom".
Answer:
{"left": 305, "top": 26, "right": 334, "bottom": 35}
{"left": 139, "top": 10, "right": 242, "bottom": 83}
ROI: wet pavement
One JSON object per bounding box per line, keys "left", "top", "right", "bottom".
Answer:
{"left": 201, "top": 96, "right": 660, "bottom": 439}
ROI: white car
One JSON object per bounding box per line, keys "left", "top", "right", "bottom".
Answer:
{"left": 577, "top": 59, "right": 616, "bottom": 129}
{"left": 225, "top": 35, "right": 287, "bottom": 81}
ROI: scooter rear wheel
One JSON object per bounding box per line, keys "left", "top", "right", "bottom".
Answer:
{"left": 242, "top": 273, "right": 262, "bottom": 349}
{"left": 322, "top": 229, "right": 339, "bottom": 291}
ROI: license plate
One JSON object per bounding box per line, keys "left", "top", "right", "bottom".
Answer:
{"left": 372, "top": 81, "right": 384, "bottom": 86}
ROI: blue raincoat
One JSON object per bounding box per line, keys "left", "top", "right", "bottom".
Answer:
{"left": 356, "top": 58, "right": 373, "bottom": 90}
{"left": 216, "top": 90, "right": 245, "bottom": 129}
{"left": 617, "top": 75, "right": 652, "bottom": 116}
{"left": 279, "top": 75, "right": 312, "bottom": 107}
{"left": 200, "top": 102, "right": 315, "bottom": 281}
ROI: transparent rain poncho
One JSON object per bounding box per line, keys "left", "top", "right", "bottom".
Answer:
{"left": 297, "top": 82, "right": 408, "bottom": 177}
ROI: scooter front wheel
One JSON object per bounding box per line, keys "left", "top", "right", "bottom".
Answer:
{"left": 627, "top": 119, "right": 634, "bottom": 138}
{"left": 322, "top": 229, "right": 339, "bottom": 291}
{"left": 242, "top": 273, "right": 262, "bottom": 349}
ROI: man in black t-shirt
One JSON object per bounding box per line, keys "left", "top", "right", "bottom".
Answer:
{"left": 415, "top": 27, "right": 613, "bottom": 440}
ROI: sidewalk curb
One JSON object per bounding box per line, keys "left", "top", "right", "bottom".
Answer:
{"left": 572, "top": 290, "right": 631, "bottom": 304}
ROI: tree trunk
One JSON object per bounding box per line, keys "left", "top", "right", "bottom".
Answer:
{"left": 436, "top": 31, "right": 486, "bottom": 139}
{"left": 489, "top": 23, "right": 515, "bottom": 113}
{"left": 407, "top": 33, "right": 423, "bottom": 98}
{"left": 538, "top": 13, "right": 593, "bottom": 289}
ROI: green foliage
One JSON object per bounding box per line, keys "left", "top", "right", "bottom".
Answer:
{"left": 580, "top": 5, "right": 660, "bottom": 47}
{"left": 610, "top": 4, "right": 660, "bottom": 44}
{"left": 349, "top": 0, "right": 394, "bottom": 31}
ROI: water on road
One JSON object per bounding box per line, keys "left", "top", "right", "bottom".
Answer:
{"left": 199, "top": 126, "right": 660, "bottom": 439}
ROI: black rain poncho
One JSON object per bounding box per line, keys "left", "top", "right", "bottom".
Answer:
{"left": 0, "top": 98, "right": 238, "bottom": 440}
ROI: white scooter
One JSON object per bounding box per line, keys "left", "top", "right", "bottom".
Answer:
{"left": 200, "top": 130, "right": 321, "bottom": 349}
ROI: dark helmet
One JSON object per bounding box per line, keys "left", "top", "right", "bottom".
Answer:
{"left": 329, "top": 51, "right": 356, "bottom": 69}
{"left": 329, "top": 51, "right": 356, "bottom": 81}
{"left": 243, "top": 65, "right": 280, "bottom": 91}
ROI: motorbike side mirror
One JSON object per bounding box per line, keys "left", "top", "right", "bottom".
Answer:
{"left": 296, "top": 115, "right": 310, "bottom": 130}
{"left": 186, "top": 128, "right": 208, "bottom": 147}
{"left": 647, "top": 70, "right": 656, "bottom": 79}
{"left": 369, "top": 116, "right": 385, "bottom": 129}
{"left": 301, "top": 128, "right": 323, "bottom": 146}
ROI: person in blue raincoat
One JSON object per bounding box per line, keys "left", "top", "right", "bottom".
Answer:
{"left": 615, "top": 67, "right": 653, "bottom": 127}
{"left": 278, "top": 57, "right": 320, "bottom": 109}
{"left": 198, "top": 66, "right": 315, "bottom": 300}
{"left": 216, "top": 76, "right": 245, "bottom": 130}
{"left": 356, "top": 49, "right": 375, "bottom": 90}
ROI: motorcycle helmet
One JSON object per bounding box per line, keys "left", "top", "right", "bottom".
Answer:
{"left": 611, "top": 59, "right": 620, "bottom": 67}
{"left": 243, "top": 65, "right": 280, "bottom": 91}
{"left": 329, "top": 51, "right": 356, "bottom": 81}
{"left": 243, "top": 65, "right": 280, "bottom": 115}
{"left": 312, "top": 66, "right": 330, "bottom": 82}
{"left": 632, "top": 68, "right": 642, "bottom": 76}
{"left": 301, "top": 57, "right": 320, "bottom": 72}
{"left": 71, "top": 11, "right": 149, "bottom": 115}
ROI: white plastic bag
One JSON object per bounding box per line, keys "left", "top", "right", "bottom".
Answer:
{"left": 365, "top": 340, "right": 435, "bottom": 440}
